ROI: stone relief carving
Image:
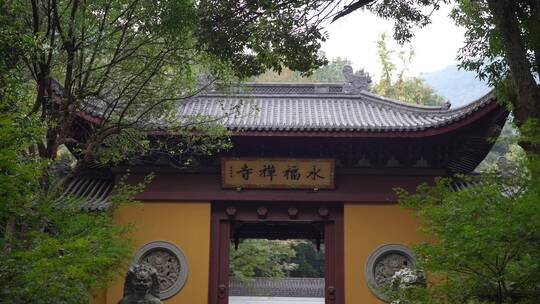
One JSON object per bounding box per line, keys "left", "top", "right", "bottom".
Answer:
{"left": 364, "top": 244, "right": 416, "bottom": 302}
{"left": 118, "top": 264, "right": 162, "bottom": 304}
{"left": 374, "top": 252, "right": 413, "bottom": 286}
{"left": 140, "top": 249, "right": 181, "bottom": 292}
{"left": 133, "top": 241, "right": 189, "bottom": 299}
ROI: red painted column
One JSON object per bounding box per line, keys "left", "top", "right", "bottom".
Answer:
{"left": 209, "top": 207, "right": 231, "bottom": 304}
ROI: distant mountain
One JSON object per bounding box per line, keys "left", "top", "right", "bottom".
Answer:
{"left": 420, "top": 65, "right": 490, "bottom": 108}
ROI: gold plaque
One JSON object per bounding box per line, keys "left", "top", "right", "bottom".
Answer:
{"left": 221, "top": 158, "right": 335, "bottom": 189}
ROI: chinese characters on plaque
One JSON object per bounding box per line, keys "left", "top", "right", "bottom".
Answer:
{"left": 221, "top": 158, "right": 335, "bottom": 189}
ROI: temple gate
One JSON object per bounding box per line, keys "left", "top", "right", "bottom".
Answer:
{"left": 64, "top": 68, "right": 508, "bottom": 304}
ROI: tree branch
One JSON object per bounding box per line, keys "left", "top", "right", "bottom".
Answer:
{"left": 80, "top": 5, "right": 110, "bottom": 92}
{"left": 529, "top": 0, "right": 540, "bottom": 77}
{"left": 332, "top": 0, "right": 376, "bottom": 22}
{"left": 31, "top": 0, "right": 40, "bottom": 34}
{"left": 486, "top": 0, "right": 540, "bottom": 126}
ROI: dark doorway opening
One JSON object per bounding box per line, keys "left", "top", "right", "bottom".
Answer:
{"left": 209, "top": 202, "right": 344, "bottom": 304}
{"left": 229, "top": 221, "right": 325, "bottom": 304}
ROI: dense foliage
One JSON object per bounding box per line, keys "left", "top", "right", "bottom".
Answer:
{"left": 3, "top": 0, "right": 333, "bottom": 176}
{"left": 1, "top": 2, "right": 140, "bottom": 302}
{"left": 3, "top": 0, "right": 540, "bottom": 302}
{"left": 395, "top": 152, "right": 540, "bottom": 303}
{"left": 253, "top": 36, "right": 444, "bottom": 107}
{"left": 252, "top": 57, "right": 360, "bottom": 83}
{"left": 230, "top": 240, "right": 324, "bottom": 280}
{"left": 326, "top": 0, "right": 540, "bottom": 153}
{"left": 316, "top": 2, "right": 540, "bottom": 302}
{"left": 289, "top": 241, "right": 325, "bottom": 278}
{"left": 372, "top": 33, "right": 445, "bottom": 106}
{"left": 198, "top": 0, "right": 329, "bottom": 77}
{"left": 477, "top": 120, "right": 522, "bottom": 171}
{"left": 230, "top": 240, "right": 297, "bottom": 281}
{"left": 1, "top": 0, "right": 333, "bottom": 302}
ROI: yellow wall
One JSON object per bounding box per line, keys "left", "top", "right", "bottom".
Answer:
{"left": 105, "top": 202, "right": 211, "bottom": 304}
{"left": 344, "top": 203, "right": 427, "bottom": 304}
{"left": 99, "top": 201, "right": 424, "bottom": 304}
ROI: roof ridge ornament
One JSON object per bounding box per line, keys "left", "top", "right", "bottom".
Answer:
{"left": 442, "top": 100, "right": 451, "bottom": 110}
{"left": 196, "top": 73, "right": 216, "bottom": 92}
{"left": 342, "top": 65, "right": 369, "bottom": 94}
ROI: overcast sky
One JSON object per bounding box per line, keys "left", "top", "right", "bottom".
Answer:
{"left": 321, "top": 5, "right": 465, "bottom": 80}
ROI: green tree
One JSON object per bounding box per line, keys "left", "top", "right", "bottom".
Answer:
{"left": 253, "top": 68, "right": 310, "bottom": 82}
{"left": 1, "top": 0, "right": 42, "bottom": 255}
{"left": 289, "top": 241, "right": 325, "bottom": 278}
{"left": 322, "top": 2, "right": 540, "bottom": 303}
{"left": 230, "top": 240, "right": 325, "bottom": 279}
{"left": 0, "top": 2, "right": 139, "bottom": 302}
{"left": 311, "top": 57, "right": 353, "bottom": 82}
{"left": 252, "top": 57, "right": 365, "bottom": 83}
{"left": 229, "top": 240, "right": 297, "bottom": 281}
{"left": 477, "top": 120, "right": 522, "bottom": 171}
{"left": 7, "top": 0, "right": 330, "bottom": 176}
{"left": 452, "top": 0, "right": 540, "bottom": 147}
{"left": 372, "top": 33, "right": 445, "bottom": 106}
{"left": 395, "top": 157, "right": 540, "bottom": 303}
{"left": 2, "top": 0, "right": 331, "bottom": 302}
{"left": 328, "top": 0, "right": 540, "bottom": 154}
{"left": 198, "top": 0, "right": 328, "bottom": 77}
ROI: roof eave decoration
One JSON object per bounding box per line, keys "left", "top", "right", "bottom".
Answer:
{"left": 172, "top": 88, "right": 505, "bottom": 138}
{"left": 225, "top": 96, "right": 505, "bottom": 138}
{"left": 72, "top": 65, "right": 507, "bottom": 139}
{"left": 56, "top": 171, "right": 114, "bottom": 211}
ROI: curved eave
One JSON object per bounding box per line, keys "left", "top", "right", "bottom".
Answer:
{"left": 74, "top": 91, "right": 507, "bottom": 140}
{"left": 226, "top": 99, "right": 507, "bottom": 138}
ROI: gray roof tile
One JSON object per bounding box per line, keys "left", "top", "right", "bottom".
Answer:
{"left": 229, "top": 278, "right": 324, "bottom": 298}
{"left": 175, "top": 84, "right": 495, "bottom": 133}
{"left": 56, "top": 175, "right": 114, "bottom": 211}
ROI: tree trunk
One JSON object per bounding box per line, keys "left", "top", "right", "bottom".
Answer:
{"left": 3, "top": 217, "right": 16, "bottom": 253}
{"left": 486, "top": 0, "right": 540, "bottom": 154}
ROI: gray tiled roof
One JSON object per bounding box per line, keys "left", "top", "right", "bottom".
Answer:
{"left": 56, "top": 174, "right": 114, "bottom": 211}
{"left": 229, "top": 278, "right": 324, "bottom": 297}
{"left": 176, "top": 83, "right": 496, "bottom": 133}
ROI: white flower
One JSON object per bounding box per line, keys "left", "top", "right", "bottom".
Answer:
{"left": 390, "top": 268, "right": 425, "bottom": 289}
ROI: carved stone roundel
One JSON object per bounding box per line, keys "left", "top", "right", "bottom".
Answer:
{"left": 374, "top": 252, "right": 411, "bottom": 286}
{"left": 141, "top": 249, "right": 180, "bottom": 291}
{"left": 364, "top": 244, "right": 415, "bottom": 302}
{"left": 133, "top": 241, "right": 188, "bottom": 299}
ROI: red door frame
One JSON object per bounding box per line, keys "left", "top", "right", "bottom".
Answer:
{"left": 208, "top": 202, "right": 344, "bottom": 304}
